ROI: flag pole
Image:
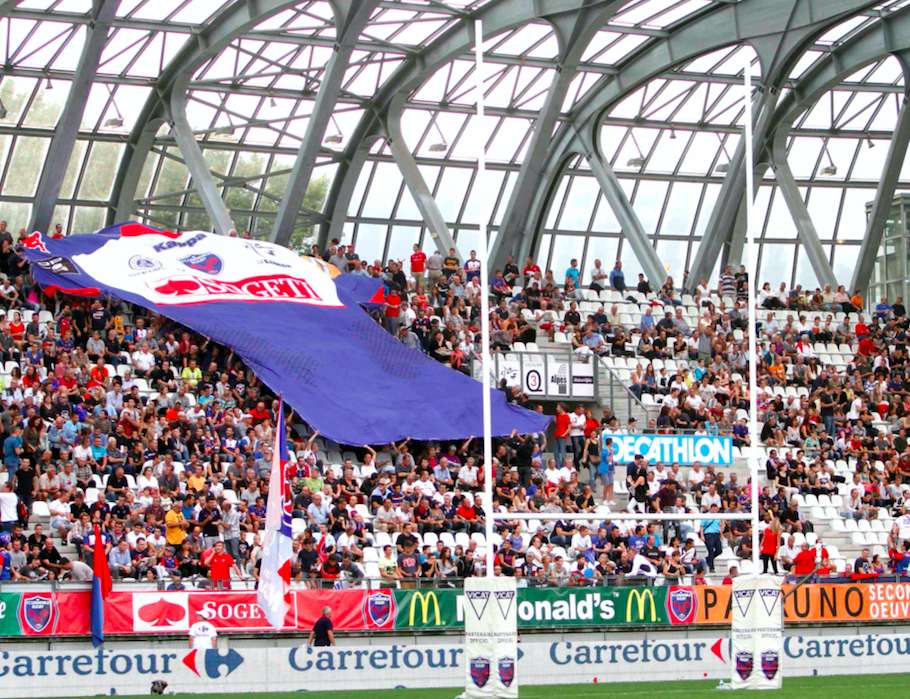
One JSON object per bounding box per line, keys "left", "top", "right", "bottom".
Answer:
{"left": 474, "top": 18, "right": 495, "bottom": 578}
{"left": 743, "top": 54, "right": 761, "bottom": 572}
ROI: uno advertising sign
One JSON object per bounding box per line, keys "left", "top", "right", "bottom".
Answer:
{"left": 6, "top": 632, "right": 910, "bottom": 697}
{"left": 695, "top": 583, "right": 910, "bottom": 624}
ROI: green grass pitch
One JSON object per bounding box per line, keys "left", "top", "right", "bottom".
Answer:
{"left": 67, "top": 673, "right": 910, "bottom": 698}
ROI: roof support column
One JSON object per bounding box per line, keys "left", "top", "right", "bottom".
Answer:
{"left": 29, "top": 0, "right": 120, "bottom": 233}
{"left": 385, "top": 94, "right": 457, "bottom": 255}
{"left": 771, "top": 141, "right": 837, "bottom": 288}
{"left": 577, "top": 127, "right": 665, "bottom": 288}
{"left": 270, "top": 0, "right": 377, "bottom": 246}
{"left": 686, "top": 89, "right": 776, "bottom": 290}
{"left": 490, "top": 3, "right": 620, "bottom": 268}
{"left": 169, "top": 88, "right": 235, "bottom": 235}
{"left": 851, "top": 94, "right": 910, "bottom": 294}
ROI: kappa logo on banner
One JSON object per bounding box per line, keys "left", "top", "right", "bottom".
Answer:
{"left": 20, "top": 231, "right": 48, "bottom": 253}
{"left": 493, "top": 590, "right": 515, "bottom": 620}
{"left": 180, "top": 252, "right": 223, "bottom": 275}
{"left": 666, "top": 586, "right": 697, "bottom": 625}
{"left": 18, "top": 593, "right": 56, "bottom": 634}
{"left": 498, "top": 656, "right": 515, "bottom": 687}
{"left": 363, "top": 590, "right": 394, "bottom": 629}
{"left": 133, "top": 593, "right": 189, "bottom": 631}
{"left": 733, "top": 589, "right": 755, "bottom": 618}
{"left": 182, "top": 648, "right": 244, "bottom": 678}
{"left": 465, "top": 591, "right": 491, "bottom": 620}
{"left": 759, "top": 588, "right": 782, "bottom": 617}
{"left": 470, "top": 657, "right": 490, "bottom": 688}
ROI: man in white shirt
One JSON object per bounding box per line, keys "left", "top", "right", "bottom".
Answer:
{"left": 700, "top": 484, "right": 721, "bottom": 510}
{"left": 777, "top": 534, "right": 799, "bottom": 572}
{"left": 457, "top": 460, "right": 479, "bottom": 488}
{"left": 569, "top": 406, "right": 586, "bottom": 456}
{"left": 413, "top": 472, "right": 437, "bottom": 499}
{"left": 131, "top": 342, "right": 156, "bottom": 376}
{"left": 687, "top": 463, "right": 705, "bottom": 490}
{"left": 0, "top": 483, "right": 18, "bottom": 532}
{"left": 569, "top": 524, "right": 592, "bottom": 559}
{"left": 188, "top": 611, "right": 218, "bottom": 650}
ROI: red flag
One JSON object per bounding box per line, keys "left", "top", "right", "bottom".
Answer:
{"left": 92, "top": 524, "right": 112, "bottom": 598}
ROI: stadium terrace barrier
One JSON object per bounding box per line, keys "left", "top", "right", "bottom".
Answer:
{"left": 4, "top": 583, "right": 910, "bottom": 637}
{"left": 6, "top": 631, "right": 910, "bottom": 697}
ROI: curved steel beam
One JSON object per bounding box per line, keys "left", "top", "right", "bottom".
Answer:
{"left": 317, "top": 0, "right": 622, "bottom": 251}
{"left": 269, "top": 0, "right": 378, "bottom": 246}
{"left": 762, "top": 6, "right": 910, "bottom": 289}
{"left": 107, "top": 0, "right": 302, "bottom": 227}
{"left": 30, "top": 0, "right": 120, "bottom": 234}
{"left": 512, "top": 0, "right": 875, "bottom": 285}
{"left": 489, "top": 1, "right": 625, "bottom": 265}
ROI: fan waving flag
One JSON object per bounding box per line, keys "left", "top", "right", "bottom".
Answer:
{"left": 90, "top": 524, "right": 112, "bottom": 647}
{"left": 18, "top": 223, "right": 549, "bottom": 444}
{"left": 257, "top": 399, "right": 293, "bottom": 630}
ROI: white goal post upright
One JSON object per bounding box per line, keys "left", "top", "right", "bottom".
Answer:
{"left": 474, "top": 17, "right": 496, "bottom": 580}
{"left": 743, "top": 53, "right": 762, "bottom": 574}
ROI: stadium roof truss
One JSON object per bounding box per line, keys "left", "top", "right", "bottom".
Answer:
{"left": 0, "top": 0, "right": 907, "bottom": 291}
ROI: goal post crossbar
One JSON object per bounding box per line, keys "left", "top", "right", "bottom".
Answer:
{"left": 488, "top": 512, "right": 753, "bottom": 522}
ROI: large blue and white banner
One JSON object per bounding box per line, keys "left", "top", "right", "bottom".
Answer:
{"left": 19, "top": 224, "right": 548, "bottom": 444}
{"left": 602, "top": 433, "right": 733, "bottom": 466}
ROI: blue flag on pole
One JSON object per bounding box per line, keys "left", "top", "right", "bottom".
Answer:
{"left": 20, "top": 224, "right": 549, "bottom": 444}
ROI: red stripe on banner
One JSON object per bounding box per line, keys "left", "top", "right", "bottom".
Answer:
{"left": 294, "top": 589, "right": 368, "bottom": 631}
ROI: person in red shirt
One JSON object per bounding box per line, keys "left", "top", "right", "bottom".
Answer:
{"left": 248, "top": 401, "right": 271, "bottom": 424}
{"left": 760, "top": 518, "right": 780, "bottom": 574}
{"left": 384, "top": 288, "right": 401, "bottom": 335}
{"left": 792, "top": 542, "right": 817, "bottom": 578}
{"left": 522, "top": 257, "right": 541, "bottom": 281}
{"left": 205, "top": 540, "right": 239, "bottom": 590}
{"left": 553, "top": 403, "right": 571, "bottom": 466}
{"left": 409, "top": 243, "right": 426, "bottom": 285}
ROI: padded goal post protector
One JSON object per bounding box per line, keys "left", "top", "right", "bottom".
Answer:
{"left": 462, "top": 576, "right": 518, "bottom": 699}
{"left": 730, "top": 574, "right": 783, "bottom": 690}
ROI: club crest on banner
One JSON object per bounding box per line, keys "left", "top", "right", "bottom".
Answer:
{"left": 498, "top": 656, "right": 515, "bottom": 687}
{"left": 666, "top": 586, "right": 697, "bottom": 624}
{"left": 761, "top": 650, "right": 779, "bottom": 679}
{"left": 19, "top": 594, "right": 55, "bottom": 634}
{"left": 128, "top": 255, "right": 163, "bottom": 273}
{"left": 180, "top": 253, "right": 223, "bottom": 275}
{"left": 470, "top": 657, "right": 490, "bottom": 688}
{"left": 735, "top": 651, "right": 753, "bottom": 680}
{"left": 363, "top": 590, "right": 394, "bottom": 629}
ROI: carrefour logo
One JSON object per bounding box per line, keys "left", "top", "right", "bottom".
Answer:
{"left": 182, "top": 649, "right": 243, "bottom": 678}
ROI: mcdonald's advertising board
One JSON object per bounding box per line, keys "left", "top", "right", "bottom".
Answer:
{"left": 394, "top": 586, "right": 673, "bottom": 630}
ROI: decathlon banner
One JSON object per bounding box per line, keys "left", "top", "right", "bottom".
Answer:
{"left": 19, "top": 225, "right": 548, "bottom": 444}
{"left": 463, "top": 576, "right": 518, "bottom": 699}
{"left": 730, "top": 574, "right": 783, "bottom": 690}
{"left": 602, "top": 433, "right": 733, "bottom": 465}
